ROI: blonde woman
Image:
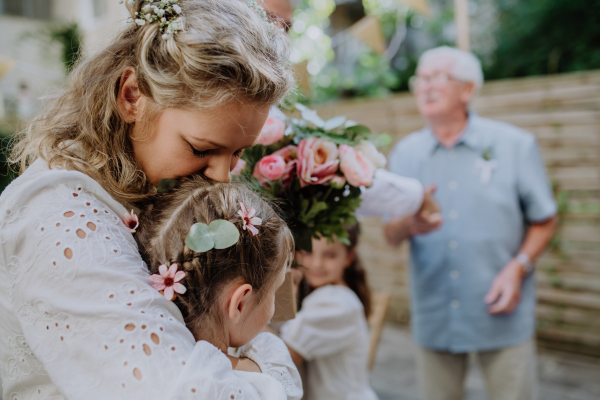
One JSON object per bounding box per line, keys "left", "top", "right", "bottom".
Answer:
{"left": 0, "top": 0, "right": 297, "bottom": 399}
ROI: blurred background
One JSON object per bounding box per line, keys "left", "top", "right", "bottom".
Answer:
{"left": 1, "top": 0, "right": 599, "bottom": 398}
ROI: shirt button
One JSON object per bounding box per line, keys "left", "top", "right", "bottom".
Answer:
{"left": 448, "top": 150, "right": 457, "bottom": 159}
{"left": 449, "top": 240, "right": 458, "bottom": 249}
{"left": 449, "top": 181, "right": 458, "bottom": 190}
{"left": 451, "top": 300, "right": 460, "bottom": 308}
{"left": 450, "top": 270, "right": 459, "bottom": 279}
{"left": 449, "top": 210, "right": 458, "bottom": 219}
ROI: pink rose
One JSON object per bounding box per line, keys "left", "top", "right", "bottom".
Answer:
{"left": 257, "top": 117, "right": 285, "bottom": 146}
{"left": 253, "top": 154, "right": 286, "bottom": 184}
{"left": 231, "top": 158, "right": 246, "bottom": 176}
{"left": 296, "top": 137, "right": 339, "bottom": 187}
{"left": 339, "top": 144, "right": 376, "bottom": 187}
{"left": 273, "top": 145, "right": 298, "bottom": 186}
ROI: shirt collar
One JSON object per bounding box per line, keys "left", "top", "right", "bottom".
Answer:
{"left": 426, "top": 112, "right": 481, "bottom": 154}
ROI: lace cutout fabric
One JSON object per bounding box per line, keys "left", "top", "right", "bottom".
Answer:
{"left": 237, "top": 333, "right": 303, "bottom": 400}
{"left": 0, "top": 163, "right": 300, "bottom": 400}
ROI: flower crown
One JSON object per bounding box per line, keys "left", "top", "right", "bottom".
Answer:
{"left": 120, "top": 0, "right": 277, "bottom": 41}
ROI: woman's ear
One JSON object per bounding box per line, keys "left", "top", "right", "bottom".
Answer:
{"left": 227, "top": 283, "right": 253, "bottom": 324}
{"left": 117, "top": 67, "right": 144, "bottom": 123}
{"left": 344, "top": 248, "right": 356, "bottom": 269}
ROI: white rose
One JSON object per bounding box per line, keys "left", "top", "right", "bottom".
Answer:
{"left": 355, "top": 141, "right": 387, "bottom": 169}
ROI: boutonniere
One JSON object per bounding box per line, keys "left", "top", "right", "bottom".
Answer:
{"left": 474, "top": 147, "right": 497, "bottom": 184}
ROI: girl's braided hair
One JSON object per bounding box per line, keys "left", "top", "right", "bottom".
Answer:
{"left": 136, "top": 175, "right": 294, "bottom": 340}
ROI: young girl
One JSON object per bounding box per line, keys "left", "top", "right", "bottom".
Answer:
{"left": 135, "top": 176, "right": 302, "bottom": 399}
{"left": 280, "top": 224, "right": 379, "bottom": 400}
{"left": 0, "top": 0, "right": 293, "bottom": 398}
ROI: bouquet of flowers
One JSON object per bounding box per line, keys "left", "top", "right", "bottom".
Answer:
{"left": 233, "top": 104, "right": 389, "bottom": 251}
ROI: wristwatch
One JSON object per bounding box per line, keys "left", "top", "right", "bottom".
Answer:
{"left": 516, "top": 253, "right": 534, "bottom": 276}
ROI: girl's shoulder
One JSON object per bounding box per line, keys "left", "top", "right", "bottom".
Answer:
{"left": 304, "top": 285, "right": 364, "bottom": 313}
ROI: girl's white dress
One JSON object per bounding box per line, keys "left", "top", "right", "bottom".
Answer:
{"left": 280, "top": 285, "right": 379, "bottom": 400}
{"left": 0, "top": 160, "right": 302, "bottom": 400}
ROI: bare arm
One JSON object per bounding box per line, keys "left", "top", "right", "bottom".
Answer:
{"left": 485, "top": 215, "right": 559, "bottom": 314}
{"left": 285, "top": 345, "right": 305, "bottom": 367}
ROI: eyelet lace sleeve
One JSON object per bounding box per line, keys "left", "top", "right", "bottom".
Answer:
{"left": 236, "top": 333, "right": 303, "bottom": 400}
{"left": 0, "top": 166, "right": 294, "bottom": 400}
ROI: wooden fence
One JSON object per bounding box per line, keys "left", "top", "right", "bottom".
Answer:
{"left": 314, "top": 70, "right": 600, "bottom": 357}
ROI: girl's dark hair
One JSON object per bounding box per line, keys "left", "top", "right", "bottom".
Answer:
{"left": 135, "top": 176, "right": 294, "bottom": 341}
{"left": 298, "top": 223, "right": 372, "bottom": 317}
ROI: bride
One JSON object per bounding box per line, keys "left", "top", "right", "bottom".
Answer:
{"left": 0, "top": 0, "right": 297, "bottom": 398}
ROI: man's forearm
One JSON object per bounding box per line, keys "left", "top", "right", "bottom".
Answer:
{"left": 518, "top": 215, "right": 559, "bottom": 262}
{"left": 384, "top": 216, "right": 413, "bottom": 247}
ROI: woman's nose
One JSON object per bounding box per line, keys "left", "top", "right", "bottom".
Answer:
{"left": 203, "top": 158, "right": 231, "bottom": 183}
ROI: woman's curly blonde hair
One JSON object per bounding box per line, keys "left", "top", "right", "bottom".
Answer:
{"left": 10, "top": 0, "right": 294, "bottom": 203}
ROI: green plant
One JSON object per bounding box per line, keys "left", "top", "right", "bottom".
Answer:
{"left": 484, "top": 0, "right": 600, "bottom": 79}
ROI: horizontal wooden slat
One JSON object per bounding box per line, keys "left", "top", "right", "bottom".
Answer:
{"left": 538, "top": 288, "right": 600, "bottom": 310}
{"left": 537, "top": 304, "right": 600, "bottom": 327}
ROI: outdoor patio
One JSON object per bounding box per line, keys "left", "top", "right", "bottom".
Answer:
{"left": 371, "top": 322, "right": 600, "bottom": 400}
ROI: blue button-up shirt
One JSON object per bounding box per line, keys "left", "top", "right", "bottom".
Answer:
{"left": 389, "top": 113, "right": 557, "bottom": 353}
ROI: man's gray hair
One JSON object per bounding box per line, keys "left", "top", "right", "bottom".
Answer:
{"left": 418, "top": 46, "right": 484, "bottom": 89}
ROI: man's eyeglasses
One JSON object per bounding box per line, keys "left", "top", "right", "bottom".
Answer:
{"left": 408, "top": 73, "right": 462, "bottom": 92}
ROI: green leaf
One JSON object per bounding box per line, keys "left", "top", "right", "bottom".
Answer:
{"left": 185, "top": 223, "right": 214, "bottom": 253}
{"left": 156, "top": 178, "right": 178, "bottom": 193}
{"left": 345, "top": 125, "right": 371, "bottom": 136}
{"left": 209, "top": 220, "right": 240, "bottom": 249}
{"left": 185, "top": 220, "right": 240, "bottom": 253}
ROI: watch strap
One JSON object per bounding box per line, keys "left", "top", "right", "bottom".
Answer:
{"left": 516, "top": 253, "right": 534, "bottom": 276}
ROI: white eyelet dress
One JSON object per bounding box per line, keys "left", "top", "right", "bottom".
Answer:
{"left": 280, "top": 285, "right": 379, "bottom": 400}
{"left": 0, "top": 160, "right": 302, "bottom": 400}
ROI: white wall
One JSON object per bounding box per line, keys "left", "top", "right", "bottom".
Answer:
{"left": 0, "top": 0, "right": 128, "bottom": 121}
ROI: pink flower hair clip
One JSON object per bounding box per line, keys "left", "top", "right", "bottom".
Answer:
{"left": 238, "top": 201, "right": 262, "bottom": 236}
{"left": 122, "top": 209, "right": 139, "bottom": 233}
{"left": 149, "top": 264, "right": 187, "bottom": 301}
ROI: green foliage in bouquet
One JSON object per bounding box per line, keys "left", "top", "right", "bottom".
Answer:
{"left": 234, "top": 104, "right": 389, "bottom": 251}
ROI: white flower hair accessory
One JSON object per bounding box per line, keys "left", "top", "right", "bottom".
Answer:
{"left": 120, "top": 0, "right": 184, "bottom": 40}
{"left": 241, "top": 0, "right": 277, "bottom": 32}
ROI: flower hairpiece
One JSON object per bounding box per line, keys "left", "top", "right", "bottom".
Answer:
{"left": 149, "top": 263, "right": 186, "bottom": 301}
{"left": 238, "top": 202, "right": 262, "bottom": 236}
{"left": 121, "top": 0, "right": 184, "bottom": 40}
{"left": 122, "top": 209, "right": 139, "bottom": 233}
{"left": 241, "top": 0, "right": 277, "bottom": 32}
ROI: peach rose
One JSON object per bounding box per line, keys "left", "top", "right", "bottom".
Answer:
{"left": 257, "top": 117, "right": 285, "bottom": 146}
{"left": 339, "top": 144, "right": 376, "bottom": 187}
{"left": 296, "top": 137, "right": 339, "bottom": 187}
{"left": 355, "top": 141, "right": 387, "bottom": 169}
{"left": 253, "top": 154, "right": 286, "bottom": 184}
{"left": 273, "top": 145, "right": 298, "bottom": 186}
{"left": 231, "top": 158, "right": 246, "bottom": 176}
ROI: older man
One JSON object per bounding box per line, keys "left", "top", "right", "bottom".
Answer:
{"left": 385, "top": 46, "right": 558, "bottom": 400}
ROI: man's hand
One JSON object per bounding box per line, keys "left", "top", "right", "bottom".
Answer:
{"left": 484, "top": 259, "right": 525, "bottom": 314}
{"left": 384, "top": 184, "right": 443, "bottom": 246}
{"left": 410, "top": 184, "right": 443, "bottom": 236}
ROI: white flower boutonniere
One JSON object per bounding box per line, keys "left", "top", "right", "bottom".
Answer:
{"left": 475, "top": 147, "right": 497, "bottom": 184}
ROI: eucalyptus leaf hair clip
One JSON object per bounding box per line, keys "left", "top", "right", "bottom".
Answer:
{"left": 184, "top": 202, "right": 262, "bottom": 253}
{"left": 185, "top": 220, "right": 240, "bottom": 253}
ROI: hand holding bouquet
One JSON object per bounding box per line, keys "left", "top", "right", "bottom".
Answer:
{"left": 234, "top": 104, "right": 389, "bottom": 251}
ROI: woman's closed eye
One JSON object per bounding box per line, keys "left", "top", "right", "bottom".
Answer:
{"left": 189, "top": 143, "right": 243, "bottom": 158}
